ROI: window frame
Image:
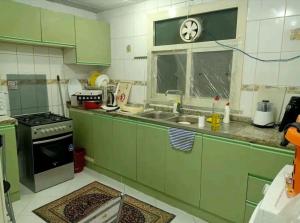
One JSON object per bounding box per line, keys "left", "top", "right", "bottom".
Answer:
{"left": 147, "top": 0, "right": 248, "bottom": 111}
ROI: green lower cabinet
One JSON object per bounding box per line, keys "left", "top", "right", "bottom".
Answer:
{"left": 200, "top": 136, "right": 250, "bottom": 223}
{"left": 111, "top": 118, "right": 137, "bottom": 180}
{"left": 0, "top": 125, "right": 20, "bottom": 201}
{"left": 244, "top": 203, "right": 256, "bottom": 223}
{"left": 165, "top": 135, "right": 202, "bottom": 207}
{"left": 69, "top": 109, "right": 94, "bottom": 159}
{"left": 93, "top": 114, "right": 114, "bottom": 170}
{"left": 137, "top": 124, "right": 167, "bottom": 192}
{"left": 246, "top": 176, "right": 271, "bottom": 204}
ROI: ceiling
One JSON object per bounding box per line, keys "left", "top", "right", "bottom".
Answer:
{"left": 47, "top": 0, "right": 146, "bottom": 13}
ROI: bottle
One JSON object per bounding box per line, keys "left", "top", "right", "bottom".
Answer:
{"left": 223, "top": 102, "right": 230, "bottom": 124}
{"left": 173, "top": 102, "right": 178, "bottom": 114}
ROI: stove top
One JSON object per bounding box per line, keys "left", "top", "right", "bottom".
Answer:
{"left": 16, "top": 112, "right": 71, "bottom": 126}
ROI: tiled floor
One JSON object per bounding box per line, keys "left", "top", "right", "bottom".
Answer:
{"left": 12, "top": 168, "right": 207, "bottom": 223}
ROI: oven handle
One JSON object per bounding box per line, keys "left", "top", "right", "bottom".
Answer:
{"left": 33, "top": 134, "right": 73, "bottom": 145}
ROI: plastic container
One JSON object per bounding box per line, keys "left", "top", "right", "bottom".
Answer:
{"left": 198, "top": 116, "right": 205, "bottom": 128}
{"left": 83, "top": 101, "right": 101, "bottom": 109}
{"left": 74, "top": 148, "right": 86, "bottom": 173}
{"left": 223, "top": 102, "right": 230, "bottom": 124}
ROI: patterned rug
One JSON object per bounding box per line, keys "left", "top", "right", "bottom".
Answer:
{"left": 33, "top": 181, "right": 175, "bottom": 223}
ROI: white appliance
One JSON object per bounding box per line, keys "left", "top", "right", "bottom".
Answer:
{"left": 253, "top": 100, "right": 275, "bottom": 127}
{"left": 250, "top": 165, "right": 300, "bottom": 223}
{"left": 0, "top": 92, "right": 8, "bottom": 116}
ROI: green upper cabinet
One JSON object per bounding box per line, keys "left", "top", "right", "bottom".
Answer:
{"left": 200, "top": 136, "right": 250, "bottom": 223}
{"left": 69, "top": 109, "right": 94, "bottom": 159}
{"left": 0, "top": 125, "right": 20, "bottom": 202}
{"left": 165, "top": 134, "right": 202, "bottom": 207}
{"left": 137, "top": 123, "right": 167, "bottom": 192}
{"left": 111, "top": 118, "right": 137, "bottom": 180}
{"left": 64, "top": 17, "right": 111, "bottom": 66}
{"left": 41, "top": 9, "right": 75, "bottom": 47}
{"left": 0, "top": 1, "right": 41, "bottom": 42}
{"left": 92, "top": 114, "right": 114, "bottom": 170}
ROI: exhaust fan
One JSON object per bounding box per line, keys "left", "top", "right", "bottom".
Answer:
{"left": 180, "top": 18, "right": 202, "bottom": 43}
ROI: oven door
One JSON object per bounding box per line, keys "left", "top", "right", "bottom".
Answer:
{"left": 32, "top": 133, "right": 74, "bottom": 174}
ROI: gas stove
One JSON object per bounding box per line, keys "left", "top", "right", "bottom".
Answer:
{"left": 16, "top": 112, "right": 74, "bottom": 192}
{"left": 16, "top": 112, "right": 71, "bottom": 126}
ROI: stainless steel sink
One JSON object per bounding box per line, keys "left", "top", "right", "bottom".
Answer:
{"left": 139, "top": 111, "right": 176, "bottom": 120}
{"left": 166, "top": 115, "right": 198, "bottom": 125}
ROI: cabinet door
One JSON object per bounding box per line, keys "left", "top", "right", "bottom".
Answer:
{"left": 75, "top": 17, "right": 111, "bottom": 65}
{"left": 165, "top": 135, "right": 202, "bottom": 207}
{"left": 41, "top": 9, "right": 75, "bottom": 46}
{"left": 0, "top": 126, "right": 20, "bottom": 201}
{"left": 0, "top": 1, "right": 41, "bottom": 42}
{"left": 137, "top": 124, "right": 167, "bottom": 192}
{"left": 112, "top": 118, "right": 137, "bottom": 180}
{"left": 200, "top": 136, "right": 250, "bottom": 223}
{"left": 93, "top": 114, "right": 113, "bottom": 170}
{"left": 69, "top": 109, "right": 94, "bottom": 159}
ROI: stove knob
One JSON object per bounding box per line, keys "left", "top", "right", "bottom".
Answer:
{"left": 54, "top": 127, "right": 59, "bottom": 131}
{"left": 41, "top": 129, "right": 46, "bottom": 134}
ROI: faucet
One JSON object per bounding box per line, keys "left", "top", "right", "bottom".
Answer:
{"left": 165, "top": 90, "right": 184, "bottom": 114}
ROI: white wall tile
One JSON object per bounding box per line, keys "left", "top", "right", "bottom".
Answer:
{"left": 0, "top": 54, "right": 18, "bottom": 75}
{"left": 245, "top": 21, "right": 259, "bottom": 53}
{"left": 33, "top": 46, "right": 49, "bottom": 56}
{"left": 247, "top": 0, "right": 262, "bottom": 21}
{"left": 240, "top": 91, "right": 255, "bottom": 117}
{"left": 111, "top": 38, "right": 123, "bottom": 60}
{"left": 17, "top": 55, "right": 35, "bottom": 74}
{"left": 16, "top": 45, "right": 33, "bottom": 55}
{"left": 281, "top": 16, "right": 300, "bottom": 52}
{"left": 34, "top": 56, "right": 50, "bottom": 76}
{"left": 278, "top": 52, "right": 300, "bottom": 86}
{"left": 258, "top": 18, "right": 284, "bottom": 52}
{"left": 134, "top": 13, "right": 148, "bottom": 36}
{"left": 255, "top": 53, "right": 280, "bottom": 86}
{"left": 49, "top": 56, "right": 64, "bottom": 78}
{"left": 0, "top": 42, "right": 16, "bottom": 54}
{"left": 133, "top": 36, "right": 148, "bottom": 57}
{"left": 48, "top": 48, "right": 63, "bottom": 57}
{"left": 260, "top": 0, "right": 286, "bottom": 19}
{"left": 242, "top": 54, "right": 257, "bottom": 85}
{"left": 286, "top": 0, "right": 300, "bottom": 16}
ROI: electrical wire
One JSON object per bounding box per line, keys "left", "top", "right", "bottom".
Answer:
{"left": 214, "top": 40, "right": 300, "bottom": 62}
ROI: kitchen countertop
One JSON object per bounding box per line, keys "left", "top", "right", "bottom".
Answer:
{"left": 69, "top": 106, "right": 293, "bottom": 151}
{"left": 0, "top": 116, "right": 17, "bottom": 126}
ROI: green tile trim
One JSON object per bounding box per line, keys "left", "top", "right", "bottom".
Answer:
{"left": 203, "top": 134, "right": 251, "bottom": 146}
{"left": 251, "top": 143, "right": 294, "bottom": 156}
{"left": 76, "top": 61, "right": 111, "bottom": 66}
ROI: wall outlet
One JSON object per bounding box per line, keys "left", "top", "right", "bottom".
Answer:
{"left": 290, "top": 28, "right": 300, "bottom": 40}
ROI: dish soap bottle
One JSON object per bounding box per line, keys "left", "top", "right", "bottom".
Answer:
{"left": 223, "top": 102, "right": 230, "bottom": 124}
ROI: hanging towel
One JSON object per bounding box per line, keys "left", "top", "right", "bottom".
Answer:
{"left": 168, "top": 128, "right": 196, "bottom": 151}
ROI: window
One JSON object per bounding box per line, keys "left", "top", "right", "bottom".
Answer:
{"left": 156, "top": 53, "right": 187, "bottom": 94}
{"left": 148, "top": 1, "right": 246, "bottom": 109}
{"left": 191, "top": 50, "right": 233, "bottom": 99}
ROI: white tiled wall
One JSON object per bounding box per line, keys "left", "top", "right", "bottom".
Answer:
{"left": 243, "top": 0, "right": 300, "bottom": 118}
{"left": 0, "top": 43, "right": 99, "bottom": 116}
{"left": 98, "top": 0, "right": 300, "bottom": 117}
